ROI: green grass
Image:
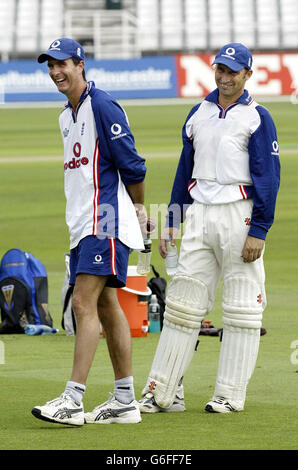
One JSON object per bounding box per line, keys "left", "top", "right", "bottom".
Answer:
{"left": 0, "top": 100, "right": 297, "bottom": 451}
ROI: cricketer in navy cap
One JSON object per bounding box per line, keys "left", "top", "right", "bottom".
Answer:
{"left": 37, "top": 38, "right": 85, "bottom": 63}
{"left": 212, "top": 43, "right": 253, "bottom": 72}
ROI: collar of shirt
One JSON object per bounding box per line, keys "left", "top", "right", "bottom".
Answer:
{"left": 205, "top": 88, "right": 253, "bottom": 105}
{"left": 65, "top": 81, "right": 95, "bottom": 110}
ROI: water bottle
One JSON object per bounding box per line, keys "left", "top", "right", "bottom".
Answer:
{"left": 148, "top": 294, "right": 160, "bottom": 333}
{"left": 25, "top": 324, "right": 59, "bottom": 336}
{"left": 137, "top": 218, "right": 156, "bottom": 276}
{"left": 137, "top": 238, "right": 152, "bottom": 275}
{"left": 165, "top": 241, "right": 178, "bottom": 276}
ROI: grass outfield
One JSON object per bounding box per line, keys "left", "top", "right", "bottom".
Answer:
{"left": 0, "top": 101, "right": 297, "bottom": 451}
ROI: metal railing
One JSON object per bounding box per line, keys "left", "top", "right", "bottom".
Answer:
{"left": 64, "top": 9, "right": 139, "bottom": 58}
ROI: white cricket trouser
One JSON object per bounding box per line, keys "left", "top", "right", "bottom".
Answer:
{"left": 177, "top": 199, "right": 266, "bottom": 311}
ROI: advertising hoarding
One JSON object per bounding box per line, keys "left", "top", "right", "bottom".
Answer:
{"left": 0, "top": 53, "right": 297, "bottom": 103}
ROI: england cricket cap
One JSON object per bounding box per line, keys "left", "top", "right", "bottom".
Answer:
{"left": 212, "top": 43, "right": 253, "bottom": 71}
{"left": 37, "top": 38, "right": 85, "bottom": 63}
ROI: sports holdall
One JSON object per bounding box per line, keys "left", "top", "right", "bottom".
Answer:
{"left": 0, "top": 249, "right": 53, "bottom": 333}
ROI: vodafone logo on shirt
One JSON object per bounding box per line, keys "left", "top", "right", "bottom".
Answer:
{"left": 64, "top": 142, "right": 89, "bottom": 170}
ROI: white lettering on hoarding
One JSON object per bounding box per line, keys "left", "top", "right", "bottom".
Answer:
{"left": 249, "top": 55, "right": 281, "bottom": 95}
{"left": 282, "top": 54, "right": 298, "bottom": 88}
{"left": 180, "top": 56, "right": 215, "bottom": 97}
{"left": 0, "top": 70, "right": 54, "bottom": 93}
{"left": 0, "top": 67, "right": 173, "bottom": 94}
{"left": 86, "top": 67, "right": 172, "bottom": 91}
{"left": 282, "top": 54, "right": 298, "bottom": 103}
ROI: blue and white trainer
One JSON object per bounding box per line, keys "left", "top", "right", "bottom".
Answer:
{"left": 84, "top": 393, "right": 142, "bottom": 424}
{"left": 138, "top": 385, "right": 186, "bottom": 413}
{"left": 205, "top": 396, "right": 240, "bottom": 413}
{"left": 31, "top": 392, "right": 84, "bottom": 426}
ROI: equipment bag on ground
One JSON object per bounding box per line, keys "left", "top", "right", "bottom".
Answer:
{"left": 0, "top": 249, "right": 53, "bottom": 333}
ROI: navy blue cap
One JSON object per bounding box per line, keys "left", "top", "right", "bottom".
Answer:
{"left": 37, "top": 38, "right": 85, "bottom": 63}
{"left": 212, "top": 43, "right": 253, "bottom": 71}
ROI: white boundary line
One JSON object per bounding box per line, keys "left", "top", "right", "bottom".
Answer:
{"left": 0, "top": 95, "right": 294, "bottom": 109}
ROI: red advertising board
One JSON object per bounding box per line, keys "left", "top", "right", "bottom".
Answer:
{"left": 176, "top": 52, "right": 298, "bottom": 97}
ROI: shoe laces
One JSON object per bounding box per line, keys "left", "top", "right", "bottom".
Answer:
{"left": 144, "top": 392, "right": 154, "bottom": 399}
{"left": 91, "top": 392, "right": 115, "bottom": 411}
{"left": 214, "top": 396, "right": 227, "bottom": 404}
{"left": 140, "top": 392, "right": 155, "bottom": 404}
{"left": 46, "top": 391, "right": 73, "bottom": 406}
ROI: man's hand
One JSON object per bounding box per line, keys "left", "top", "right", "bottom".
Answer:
{"left": 159, "top": 227, "right": 179, "bottom": 258}
{"left": 241, "top": 235, "right": 265, "bottom": 263}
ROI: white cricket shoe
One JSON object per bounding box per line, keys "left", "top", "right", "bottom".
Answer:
{"left": 139, "top": 386, "right": 186, "bottom": 413}
{"left": 31, "top": 392, "right": 84, "bottom": 426}
{"left": 205, "top": 396, "right": 241, "bottom": 413}
{"left": 84, "top": 393, "right": 142, "bottom": 424}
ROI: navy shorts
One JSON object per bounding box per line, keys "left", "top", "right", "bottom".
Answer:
{"left": 69, "top": 235, "right": 129, "bottom": 288}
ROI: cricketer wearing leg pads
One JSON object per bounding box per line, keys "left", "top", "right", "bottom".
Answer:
{"left": 140, "top": 42, "right": 280, "bottom": 414}
{"left": 212, "top": 276, "right": 265, "bottom": 411}
{"left": 142, "top": 275, "right": 208, "bottom": 409}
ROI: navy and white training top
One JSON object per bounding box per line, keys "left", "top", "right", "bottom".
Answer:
{"left": 59, "top": 81, "right": 146, "bottom": 250}
{"left": 167, "top": 88, "right": 280, "bottom": 240}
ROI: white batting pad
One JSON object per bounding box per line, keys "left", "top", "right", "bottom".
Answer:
{"left": 213, "top": 324, "right": 260, "bottom": 410}
{"left": 213, "top": 276, "right": 264, "bottom": 409}
{"left": 143, "top": 275, "right": 209, "bottom": 408}
{"left": 165, "top": 275, "right": 209, "bottom": 327}
{"left": 146, "top": 319, "right": 199, "bottom": 408}
{"left": 222, "top": 276, "right": 264, "bottom": 328}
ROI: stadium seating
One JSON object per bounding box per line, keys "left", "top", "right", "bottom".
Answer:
{"left": 185, "top": 0, "right": 208, "bottom": 50}
{"left": 64, "top": 1, "right": 138, "bottom": 58}
{"left": 0, "top": 0, "right": 298, "bottom": 60}
{"left": 0, "top": 0, "right": 16, "bottom": 60}
{"left": 280, "top": 0, "right": 298, "bottom": 48}
{"left": 160, "top": 0, "right": 183, "bottom": 50}
{"left": 136, "top": 0, "right": 159, "bottom": 51}
{"left": 15, "top": 0, "right": 40, "bottom": 54}
{"left": 208, "top": 0, "right": 232, "bottom": 48}
{"left": 232, "top": 0, "right": 256, "bottom": 49}
{"left": 40, "top": 0, "right": 64, "bottom": 50}
{"left": 256, "top": 0, "right": 280, "bottom": 48}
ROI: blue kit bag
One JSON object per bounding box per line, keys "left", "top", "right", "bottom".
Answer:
{"left": 0, "top": 249, "right": 53, "bottom": 333}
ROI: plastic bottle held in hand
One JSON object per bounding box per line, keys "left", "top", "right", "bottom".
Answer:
{"left": 25, "top": 324, "right": 59, "bottom": 336}
{"left": 148, "top": 294, "right": 160, "bottom": 333}
{"left": 165, "top": 241, "right": 178, "bottom": 276}
{"left": 137, "top": 238, "right": 152, "bottom": 275}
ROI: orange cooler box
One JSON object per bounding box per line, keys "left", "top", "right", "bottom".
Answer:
{"left": 117, "top": 266, "right": 151, "bottom": 337}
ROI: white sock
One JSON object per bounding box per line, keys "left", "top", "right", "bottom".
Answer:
{"left": 65, "top": 381, "right": 86, "bottom": 405}
{"left": 114, "top": 376, "right": 135, "bottom": 404}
